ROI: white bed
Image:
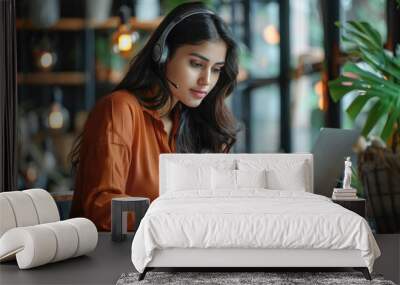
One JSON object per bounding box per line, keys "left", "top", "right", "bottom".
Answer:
{"left": 131, "top": 154, "right": 380, "bottom": 280}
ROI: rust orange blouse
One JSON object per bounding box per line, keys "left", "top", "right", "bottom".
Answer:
{"left": 70, "top": 90, "right": 180, "bottom": 231}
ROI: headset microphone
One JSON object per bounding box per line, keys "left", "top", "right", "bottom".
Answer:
{"left": 166, "top": 78, "right": 179, "bottom": 89}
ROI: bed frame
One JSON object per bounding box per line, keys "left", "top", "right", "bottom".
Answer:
{"left": 138, "top": 154, "right": 372, "bottom": 281}
{"left": 139, "top": 248, "right": 371, "bottom": 280}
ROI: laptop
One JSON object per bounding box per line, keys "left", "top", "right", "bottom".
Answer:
{"left": 312, "top": 128, "right": 360, "bottom": 197}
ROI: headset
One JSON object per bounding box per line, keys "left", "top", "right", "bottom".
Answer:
{"left": 152, "top": 8, "right": 215, "bottom": 68}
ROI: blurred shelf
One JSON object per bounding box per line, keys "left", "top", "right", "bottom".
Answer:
{"left": 51, "top": 191, "right": 73, "bottom": 202}
{"left": 97, "top": 80, "right": 119, "bottom": 86}
{"left": 16, "top": 17, "right": 162, "bottom": 31}
{"left": 95, "top": 16, "right": 162, "bottom": 30}
{"left": 18, "top": 72, "right": 86, "bottom": 85}
{"left": 97, "top": 77, "right": 123, "bottom": 85}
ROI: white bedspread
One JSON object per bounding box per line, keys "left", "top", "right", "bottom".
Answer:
{"left": 131, "top": 190, "right": 380, "bottom": 273}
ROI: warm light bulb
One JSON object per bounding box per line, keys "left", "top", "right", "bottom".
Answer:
{"left": 263, "top": 25, "right": 280, "bottom": 45}
{"left": 26, "top": 165, "right": 38, "bottom": 183}
{"left": 314, "top": 80, "right": 324, "bottom": 110}
{"left": 314, "top": 80, "right": 323, "bottom": 97}
{"left": 118, "top": 34, "right": 133, "bottom": 52}
{"left": 39, "top": 52, "right": 53, "bottom": 68}
{"left": 49, "top": 105, "right": 64, "bottom": 129}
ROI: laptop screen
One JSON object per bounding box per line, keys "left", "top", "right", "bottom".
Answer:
{"left": 312, "top": 128, "right": 360, "bottom": 197}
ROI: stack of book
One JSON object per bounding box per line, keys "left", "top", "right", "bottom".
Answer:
{"left": 332, "top": 188, "right": 358, "bottom": 200}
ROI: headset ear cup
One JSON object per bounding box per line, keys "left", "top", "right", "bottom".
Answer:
{"left": 152, "top": 8, "right": 214, "bottom": 68}
{"left": 152, "top": 43, "right": 162, "bottom": 63}
{"left": 160, "top": 45, "right": 169, "bottom": 65}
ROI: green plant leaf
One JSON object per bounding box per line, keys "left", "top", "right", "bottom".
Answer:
{"left": 345, "top": 94, "right": 373, "bottom": 120}
{"left": 362, "top": 89, "right": 397, "bottom": 100}
{"left": 344, "top": 23, "right": 381, "bottom": 50}
{"left": 329, "top": 20, "right": 400, "bottom": 143}
{"left": 328, "top": 78, "right": 357, "bottom": 102}
{"left": 342, "top": 32, "right": 375, "bottom": 50}
{"left": 381, "top": 98, "right": 400, "bottom": 141}
{"left": 330, "top": 75, "right": 398, "bottom": 98}
{"left": 360, "top": 48, "right": 400, "bottom": 80}
{"left": 349, "top": 21, "right": 382, "bottom": 47}
{"left": 342, "top": 63, "right": 400, "bottom": 93}
{"left": 361, "top": 100, "right": 391, "bottom": 137}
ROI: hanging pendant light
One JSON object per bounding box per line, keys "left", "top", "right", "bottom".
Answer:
{"left": 112, "top": 5, "right": 139, "bottom": 58}
{"left": 33, "top": 34, "right": 58, "bottom": 72}
{"left": 45, "top": 87, "right": 70, "bottom": 132}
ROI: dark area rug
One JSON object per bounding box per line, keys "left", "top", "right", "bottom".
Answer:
{"left": 116, "top": 271, "right": 396, "bottom": 285}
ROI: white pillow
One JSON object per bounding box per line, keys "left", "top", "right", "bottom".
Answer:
{"left": 211, "top": 168, "right": 236, "bottom": 190}
{"left": 266, "top": 168, "right": 307, "bottom": 191}
{"left": 211, "top": 169, "right": 268, "bottom": 190}
{"left": 167, "top": 162, "right": 211, "bottom": 191}
{"left": 237, "top": 169, "right": 267, "bottom": 188}
{"left": 238, "top": 159, "right": 309, "bottom": 192}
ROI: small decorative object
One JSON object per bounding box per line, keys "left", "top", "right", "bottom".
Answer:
{"left": 332, "top": 188, "right": 357, "bottom": 200}
{"left": 332, "top": 157, "right": 358, "bottom": 200}
{"left": 112, "top": 6, "right": 140, "bottom": 59}
{"left": 343, "top": 157, "right": 352, "bottom": 189}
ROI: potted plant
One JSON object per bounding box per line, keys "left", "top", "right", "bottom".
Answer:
{"left": 328, "top": 21, "right": 400, "bottom": 233}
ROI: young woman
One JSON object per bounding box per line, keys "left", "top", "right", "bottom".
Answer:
{"left": 70, "top": 2, "right": 239, "bottom": 231}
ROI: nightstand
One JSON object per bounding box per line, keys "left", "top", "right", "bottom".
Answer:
{"left": 332, "top": 197, "right": 366, "bottom": 218}
{"left": 111, "top": 197, "right": 150, "bottom": 242}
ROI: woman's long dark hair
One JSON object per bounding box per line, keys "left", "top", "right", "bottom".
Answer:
{"left": 71, "top": 2, "right": 239, "bottom": 168}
